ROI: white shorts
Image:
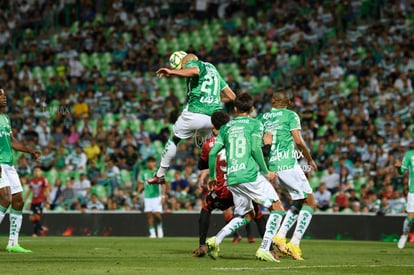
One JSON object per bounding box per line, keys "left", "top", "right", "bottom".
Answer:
{"left": 406, "top": 193, "right": 414, "bottom": 213}
{"left": 0, "top": 164, "right": 23, "bottom": 194}
{"left": 277, "top": 165, "right": 313, "bottom": 201}
{"left": 173, "top": 109, "right": 212, "bottom": 141}
{"left": 228, "top": 174, "right": 279, "bottom": 217}
{"left": 144, "top": 197, "right": 163, "bottom": 213}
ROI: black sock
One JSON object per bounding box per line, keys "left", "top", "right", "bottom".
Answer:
{"left": 255, "top": 216, "right": 267, "bottom": 238}
{"left": 198, "top": 209, "right": 211, "bottom": 246}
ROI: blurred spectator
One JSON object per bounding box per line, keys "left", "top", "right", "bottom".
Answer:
{"left": 321, "top": 165, "right": 340, "bottom": 194}
{"left": 87, "top": 193, "right": 105, "bottom": 211}
{"left": 84, "top": 138, "right": 101, "bottom": 163}
{"left": 65, "top": 144, "right": 87, "bottom": 172}
{"left": 49, "top": 178, "right": 63, "bottom": 211}
{"left": 139, "top": 136, "right": 156, "bottom": 163}
{"left": 314, "top": 183, "right": 332, "bottom": 211}
{"left": 100, "top": 158, "right": 120, "bottom": 197}
{"left": 334, "top": 189, "right": 349, "bottom": 211}
{"left": 60, "top": 178, "right": 78, "bottom": 210}
{"left": 38, "top": 146, "right": 55, "bottom": 172}
{"left": 73, "top": 173, "right": 91, "bottom": 207}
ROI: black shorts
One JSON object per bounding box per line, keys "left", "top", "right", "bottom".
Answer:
{"left": 31, "top": 203, "right": 43, "bottom": 215}
{"left": 205, "top": 192, "right": 234, "bottom": 211}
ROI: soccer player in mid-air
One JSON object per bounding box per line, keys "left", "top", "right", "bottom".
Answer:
{"left": 148, "top": 53, "right": 236, "bottom": 184}
{"left": 24, "top": 166, "right": 50, "bottom": 237}
{"left": 137, "top": 156, "right": 166, "bottom": 238}
{"left": 193, "top": 110, "right": 269, "bottom": 257}
{"left": 0, "top": 88, "right": 41, "bottom": 252}
{"left": 206, "top": 93, "right": 285, "bottom": 262}
{"left": 257, "top": 90, "right": 317, "bottom": 260}
{"left": 395, "top": 142, "right": 414, "bottom": 249}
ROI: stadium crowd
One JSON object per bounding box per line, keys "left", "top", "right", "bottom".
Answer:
{"left": 0, "top": 0, "right": 413, "bottom": 215}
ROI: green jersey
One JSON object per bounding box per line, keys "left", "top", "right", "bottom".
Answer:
{"left": 184, "top": 60, "right": 227, "bottom": 116}
{"left": 401, "top": 149, "right": 414, "bottom": 193}
{"left": 140, "top": 169, "right": 162, "bottom": 198}
{"left": 257, "top": 108, "right": 301, "bottom": 172}
{"left": 0, "top": 114, "right": 14, "bottom": 165}
{"left": 210, "top": 116, "right": 269, "bottom": 185}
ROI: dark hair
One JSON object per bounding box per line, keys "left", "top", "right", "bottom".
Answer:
{"left": 272, "top": 91, "right": 290, "bottom": 105}
{"left": 147, "top": 156, "right": 156, "bottom": 162}
{"left": 235, "top": 92, "right": 253, "bottom": 113}
{"left": 211, "top": 110, "right": 230, "bottom": 130}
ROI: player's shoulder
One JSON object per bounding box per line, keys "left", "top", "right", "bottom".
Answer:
{"left": 203, "top": 136, "right": 217, "bottom": 149}
{"left": 185, "top": 59, "right": 201, "bottom": 68}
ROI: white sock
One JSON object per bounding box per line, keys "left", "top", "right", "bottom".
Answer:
{"left": 157, "top": 139, "right": 177, "bottom": 177}
{"left": 403, "top": 217, "right": 414, "bottom": 235}
{"left": 277, "top": 209, "right": 298, "bottom": 238}
{"left": 157, "top": 223, "right": 164, "bottom": 238}
{"left": 149, "top": 226, "right": 156, "bottom": 237}
{"left": 290, "top": 206, "right": 314, "bottom": 246}
{"left": 216, "top": 217, "right": 249, "bottom": 244}
{"left": 260, "top": 211, "right": 285, "bottom": 251}
{"left": 8, "top": 209, "right": 23, "bottom": 247}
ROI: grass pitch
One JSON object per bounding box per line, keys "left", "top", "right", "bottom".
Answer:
{"left": 0, "top": 237, "right": 413, "bottom": 275}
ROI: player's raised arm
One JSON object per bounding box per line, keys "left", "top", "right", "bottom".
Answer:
{"left": 156, "top": 66, "right": 199, "bottom": 78}
{"left": 220, "top": 86, "right": 236, "bottom": 103}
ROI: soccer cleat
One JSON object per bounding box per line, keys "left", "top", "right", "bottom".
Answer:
{"left": 286, "top": 242, "right": 304, "bottom": 260}
{"left": 232, "top": 235, "right": 242, "bottom": 244}
{"left": 206, "top": 237, "right": 220, "bottom": 260}
{"left": 192, "top": 245, "right": 207, "bottom": 257}
{"left": 255, "top": 248, "right": 280, "bottom": 262}
{"left": 147, "top": 176, "right": 166, "bottom": 185}
{"left": 273, "top": 235, "right": 289, "bottom": 255}
{"left": 40, "top": 226, "right": 49, "bottom": 236}
{"left": 270, "top": 248, "right": 280, "bottom": 260}
{"left": 398, "top": 234, "right": 408, "bottom": 249}
{"left": 248, "top": 236, "right": 256, "bottom": 243}
{"left": 6, "top": 244, "right": 32, "bottom": 253}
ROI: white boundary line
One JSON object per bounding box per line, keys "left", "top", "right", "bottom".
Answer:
{"left": 212, "top": 264, "right": 414, "bottom": 271}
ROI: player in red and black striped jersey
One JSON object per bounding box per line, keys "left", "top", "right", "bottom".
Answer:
{"left": 24, "top": 167, "right": 49, "bottom": 237}
{"left": 193, "top": 110, "right": 271, "bottom": 257}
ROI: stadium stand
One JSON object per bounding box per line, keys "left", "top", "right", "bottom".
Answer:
{"left": 0, "top": 0, "right": 413, "bottom": 215}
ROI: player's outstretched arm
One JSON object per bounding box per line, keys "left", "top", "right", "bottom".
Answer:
{"left": 156, "top": 67, "right": 199, "bottom": 78}
{"left": 208, "top": 142, "right": 222, "bottom": 181}
{"left": 10, "top": 135, "right": 41, "bottom": 160}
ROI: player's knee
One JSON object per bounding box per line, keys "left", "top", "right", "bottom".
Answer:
{"left": 303, "top": 195, "right": 316, "bottom": 210}
{"left": 223, "top": 213, "right": 233, "bottom": 223}
{"left": 253, "top": 205, "right": 264, "bottom": 219}
{"left": 11, "top": 200, "right": 24, "bottom": 211}
{"left": 172, "top": 135, "right": 181, "bottom": 145}
{"left": 290, "top": 204, "right": 300, "bottom": 215}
